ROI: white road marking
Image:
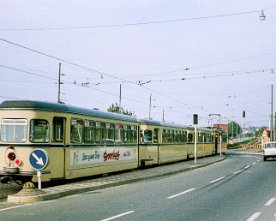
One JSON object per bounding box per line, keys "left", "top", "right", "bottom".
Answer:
{"left": 167, "top": 188, "right": 195, "bottom": 199}
{"left": 100, "top": 211, "right": 135, "bottom": 221}
{"left": 210, "top": 176, "right": 225, "bottom": 184}
{"left": 0, "top": 204, "right": 32, "bottom": 212}
{"left": 244, "top": 165, "right": 251, "bottom": 169}
{"left": 252, "top": 162, "right": 256, "bottom": 165}
{"left": 246, "top": 212, "right": 261, "bottom": 221}
{"left": 233, "top": 170, "right": 242, "bottom": 174}
{"left": 265, "top": 198, "right": 276, "bottom": 206}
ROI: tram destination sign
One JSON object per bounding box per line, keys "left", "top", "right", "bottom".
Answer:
{"left": 29, "top": 149, "right": 48, "bottom": 170}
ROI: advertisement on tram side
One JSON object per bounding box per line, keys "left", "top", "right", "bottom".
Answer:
{"left": 70, "top": 147, "right": 137, "bottom": 165}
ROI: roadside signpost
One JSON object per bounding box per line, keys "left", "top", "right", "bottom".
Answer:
{"left": 29, "top": 149, "right": 48, "bottom": 189}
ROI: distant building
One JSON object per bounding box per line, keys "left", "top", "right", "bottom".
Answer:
{"left": 213, "top": 124, "right": 228, "bottom": 133}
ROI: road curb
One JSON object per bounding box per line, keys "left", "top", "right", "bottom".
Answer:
{"left": 7, "top": 156, "right": 226, "bottom": 203}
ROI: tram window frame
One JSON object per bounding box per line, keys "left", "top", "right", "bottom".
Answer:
{"left": 130, "top": 125, "right": 137, "bottom": 143}
{"left": 115, "top": 124, "right": 126, "bottom": 144}
{"left": 95, "top": 122, "right": 105, "bottom": 144}
{"left": 167, "top": 130, "right": 174, "bottom": 143}
{"left": 188, "top": 133, "right": 194, "bottom": 143}
{"left": 143, "top": 130, "right": 153, "bottom": 143}
{"left": 70, "top": 118, "right": 84, "bottom": 144}
{"left": 0, "top": 119, "right": 28, "bottom": 143}
{"left": 105, "top": 123, "right": 115, "bottom": 144}
{"left": 84, "top": 120, "right": 95, "bottom": 144}
{"left": 162, "top": 129, "right": 168, "bottom": 143}
{"left": 180, "top": 131, "right": 187, "bottom": 143}
{"left": 30, "top": 119, "right": 50, "bottom": 143}
{"left": 153, "top": 128, "right": 159, "bottom": 143}
{"left": 205, "top": 133, "right": 212, "bottom": 143}
{"left": 175, "top": 130, "right": 181, "bottom": 143}
{"left": 53, "top": 117, "right": 64, "bottom": 143}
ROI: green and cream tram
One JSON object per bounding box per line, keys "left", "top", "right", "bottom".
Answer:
{"left": 138, "top": 120, "right": 217, "bottom": 166}
{"left": 0, "top": 100, "right": 139, "bottom": 182}
{"left": 0, "top": 100, "right": 227, "bottom": 183}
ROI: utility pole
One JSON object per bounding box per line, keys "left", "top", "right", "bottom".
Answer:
{"left": 271, "top": 84, "right": 274, "bottom": 141}
{"left": 119, "top": 84, "right": 122, "bottom": 113}
{"left": 58, "top": 63, "right": 62, "bottom": 103}
{"left": 149, "top": 94, "right": 152, "bottom": 119}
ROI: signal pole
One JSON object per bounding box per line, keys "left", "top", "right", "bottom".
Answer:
{"left": 271, "top": 84, "right": 274, "bottom": 141}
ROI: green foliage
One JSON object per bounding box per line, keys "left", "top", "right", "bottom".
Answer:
{"left": 107, "top": 103, "right": 134, "bottom": 116}
{"left": 228, "top": 121, "right": 241, "bottom": 138}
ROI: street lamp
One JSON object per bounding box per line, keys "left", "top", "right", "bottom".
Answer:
{"left": 260, "top": 10, "right": 266, "bottom": 20}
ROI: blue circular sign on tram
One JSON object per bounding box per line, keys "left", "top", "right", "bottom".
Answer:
{"left": 29, "top": 149, "right": 48, "bottom": 170}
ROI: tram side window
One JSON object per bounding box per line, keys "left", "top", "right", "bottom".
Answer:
{"left": 95, "top": 122, "right": 104, "bottom": 143}
{"left": 197, "top": 133, "right": 205, "bottom": 143}
{"left": 105, "top": 123, "right": 115, "bottom": 144}
{"left": 175, "top": 131, "right": 181, "bottom": 143}
{"left": 188, "top": 133, "right": 194, "bottom": 143}
{"left": 130, "top": 125, "right": 137, "bottom": 143}
{"left": 53, "top": 117, "right": 64, "bottom": 142}
{"left": 205, "top": 133, "right": 212, "bottom": 143}
{"left": 30, "top": 119, "right": 50, "bottom": 143}
{"left": 153, "top": 128, "right": 159, "bottom": 143}
{"left": 144, "top": 130, "right": 152, "bottom": 143}
{"left": 162, "top": 129, "right": 168, "bottom": 143}
{"left": 115, "top": 124, "right": 124, "bottom": 143}
{"left": 84, "top": 120, "right": 95, "bottom": 144}
{"left": 168, "top": 130, "right": 174, "bottom": 143}
{"left": 1, "top": 119, "right": 27, "bottom": 143}
{"left": 71, "top": 119, "right": 84, "bottom": 143}
{"left": 180, "top": 131, "right": 187, "bottom": 143}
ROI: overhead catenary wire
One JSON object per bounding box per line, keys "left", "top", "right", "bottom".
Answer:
{"left": 0, "top": 36, "right": 273, "bottom": 125}
{"left": 143, "top": 68, "right": 275, "bottom": 84}
{"left": 0, "top": 10, "right": 261, "bottom": 31}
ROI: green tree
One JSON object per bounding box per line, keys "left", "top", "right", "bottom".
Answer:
{"left": 107, "top": 103, "right": 134, "bottom": 116}
{"left": 228, "top": 121, "right": 241, "bottom": 138}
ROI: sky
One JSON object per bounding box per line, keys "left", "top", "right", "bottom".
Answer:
{"left": 0, "top": 0, "right": 276, "bottom": 128}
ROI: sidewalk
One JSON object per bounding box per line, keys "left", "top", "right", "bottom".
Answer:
{"left": 7, "top": 155, "right": 225, "bottom": 203}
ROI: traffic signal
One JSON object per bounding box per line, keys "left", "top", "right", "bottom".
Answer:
{"left": 193, "top": 114, "right": 198, "bottom": 125}
{"left": 242, "top": 111, "right": 245, "bottom": 118}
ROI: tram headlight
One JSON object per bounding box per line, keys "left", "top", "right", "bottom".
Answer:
{"left": 7, "top": 152, "right": 16, "bottom": 161}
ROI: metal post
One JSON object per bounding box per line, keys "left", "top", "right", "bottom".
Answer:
{"left": 203, "top": 134, "right": 205, "bottom": 158}
{"left": 271, "top": 85, "right": 274, "bottom": 141}
{"left": 58, "top": 63, "right": 61, "bottom": 103}
{"left": 119, "top": 84, "right": 122, "bottom": 113}
{"left": 149, "top": 94, "right": 152, "bottom": 119}
{"left": 219, "top": 133, "right": 222, "bottom": 155}
{"left": 194, "top": 125, "right": 197, "bottom": 164}
{"left": 37, "top": 170, "right": 42, "bottom": 190}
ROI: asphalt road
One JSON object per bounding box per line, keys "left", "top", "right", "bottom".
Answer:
{"left": 1, "top": 151, "right": 276, "bottom": 221}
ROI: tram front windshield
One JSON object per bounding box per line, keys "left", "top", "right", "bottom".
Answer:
{"left": 0, "top": 119, "right": 27, "bottom": 143}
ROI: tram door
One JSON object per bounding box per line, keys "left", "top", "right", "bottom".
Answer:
{"left": 52, "top": 117, "right": 66, "bottom": 178}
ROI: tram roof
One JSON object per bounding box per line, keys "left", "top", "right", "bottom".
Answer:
{"left": 139, "top": 118, "right": 191, "bottom": 129}
{"left": 0, "top": 100, "right": 138, "bottom": 123}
